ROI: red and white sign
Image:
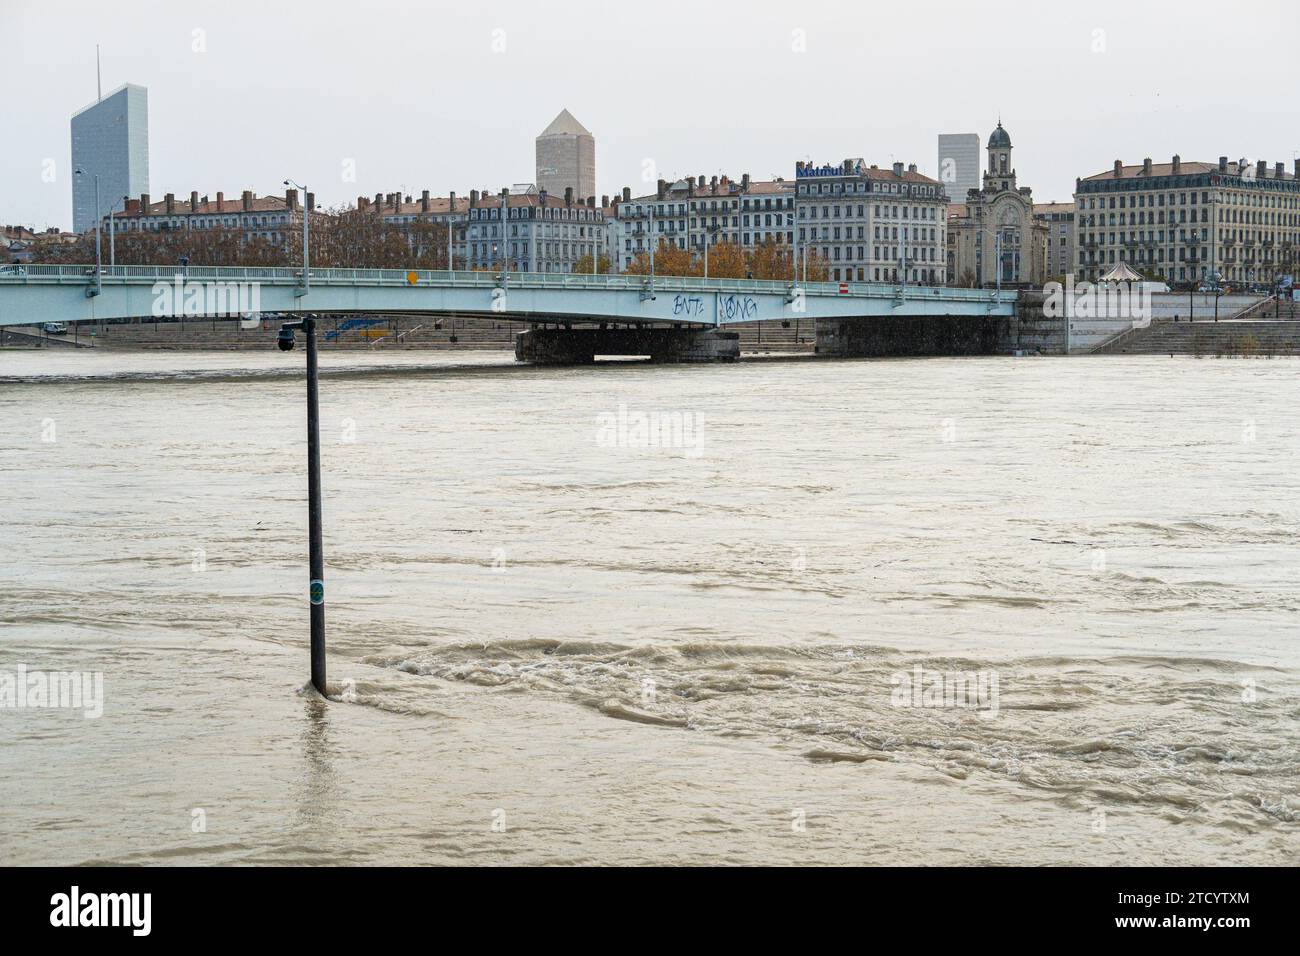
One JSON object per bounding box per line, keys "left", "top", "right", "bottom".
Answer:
{"left": 838, "top": 282, "right": 848, "bottom": 294}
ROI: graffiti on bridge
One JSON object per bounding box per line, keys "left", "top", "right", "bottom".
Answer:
{"left": 672, "top": 295, "right": 708, "bottom": 319}
{"left": 717, "top": 294, "right": 759, "bottom": 324}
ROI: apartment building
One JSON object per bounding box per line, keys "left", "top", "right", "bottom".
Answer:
{"left": 613, "top": 174, "right": 795, "bottom": 273}
{"left": 1073, "top": 156, "right": 1300, "bottom": 287}
{"left": 796, "top": 158, "right": 948, "bottom": 284}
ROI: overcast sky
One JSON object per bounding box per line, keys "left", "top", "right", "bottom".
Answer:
{"left": 3, "top": 0, "right": 1297, "bottom": 230}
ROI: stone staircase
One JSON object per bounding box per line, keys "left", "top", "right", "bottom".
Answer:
{"left": 730, "top": 319, "right": 815, "bottom": 353}
{"left": 1094, "top": 318, "right": 1300, "bottom": 356}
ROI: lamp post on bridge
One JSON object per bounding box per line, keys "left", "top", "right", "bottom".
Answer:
{"left": 74, "top": 168, "right": 102, "bottom": 298}
{"left": 284, "top": 179, "right": 310, "bottom": 296}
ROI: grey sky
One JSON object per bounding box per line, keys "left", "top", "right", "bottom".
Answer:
{"left": 2, "top": 0, "right": 1297, "bottom": 230}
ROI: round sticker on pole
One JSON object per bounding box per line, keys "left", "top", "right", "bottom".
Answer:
{"left": 406, "top": 271, "right": 419, "bottom": 286}
{"left": 309, "top": 579, "right": 324, "bottom": 605}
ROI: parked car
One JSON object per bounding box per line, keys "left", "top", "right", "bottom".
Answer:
{"left": 42, "top": 322, "right": 68, "bottom": 335}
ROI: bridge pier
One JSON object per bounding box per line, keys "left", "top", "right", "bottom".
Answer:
{"left": 515, "top": 327, "right": 739, "bottom": 365}
{"left": 814, "top": 315, "right": 1005, "bottom": 357}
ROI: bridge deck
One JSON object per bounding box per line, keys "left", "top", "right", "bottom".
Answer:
{"left": 0, "top": 265, "right": 1017, "bottom": 327}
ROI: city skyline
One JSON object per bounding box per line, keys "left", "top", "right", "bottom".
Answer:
{"left": 2, "top": 0, "right": 1298, "bottom": 231}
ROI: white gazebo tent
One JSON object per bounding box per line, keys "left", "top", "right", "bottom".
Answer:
{"left": 1099, "top": 262, "right": 1143, "bottom": 283}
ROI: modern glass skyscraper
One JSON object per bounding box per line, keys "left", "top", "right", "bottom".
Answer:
{"left": 70, "top": 83, "right": 149, "bottom": 233}
{"left": 937, "top": 133, "right": 980, "bottom": 204}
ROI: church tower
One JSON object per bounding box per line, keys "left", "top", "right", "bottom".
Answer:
{"left": 985, "top": 122, "right": 1015, "bottom": 192}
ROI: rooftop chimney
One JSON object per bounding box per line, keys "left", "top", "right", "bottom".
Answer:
{"left": 421, "top": 189, "right": 430, "bottom": 213}
{"left": 449, "top": 191, "right": 457, "bottom": 211}
{"left": 908, "top": 163, "right": 917, "bottom": 174}
{"left": 286, "top": 188, "right": 299, "bottom": 210}
{"left": 1113, "top": 160, "right": 1123, "bottom": 178}
{"left": 165, "top": 193, "right": 175, "bottom": 214}
{"left": 602, "top": 194, "right": 609, "bottom": 208}
{"left": 357, "top": 196, "right": 369, "bottom": 211}
{"left": 242, "top": 190, "right": 253, "bottom": 212}
{"left": 1172, "top": 155, "right": 1181, "bottom": 175}
{"left": 469, "top": 189, "right": 479, "bottom": 208}
{"left": 622, "top": 186, "right": 631, "bottom": 202}
{"left": 1219, "top": 156, "right": 1228, "bottom": 172}
{"left": 564, "top": 187, "right": 573, "bottom": 207}
{"left": 214, "top": 192, "right": 224, "bottom": 212}
{"left": 539, "top": 189, "right": 547, "bottom": 208}
{"left": 190, "top": 191, "right": 199, "bottom": 211}
{"left": 893, "top": 162, "right": 904, "bottom": 177}
{"left": 1295, "top": 159, "right": 1299, "bottom": 179}
{"left": 741, "top": 173, "right": 751, "bottom": 190}
{"left": 1276, "top": 162, "right": 1285, "bottom": 179}
{"left": 1143, "top": 158, "right": 1152, "bottom": 176}
{"left": 656, "top": 179, "right": 666, "bottom": 200}
{"left": 305, "top": 192, "right": 314, "bottom": 212}
{"left": 1257, "top": 159, "right": 1267, "bottom": 180}
{"left": 142, "top": 192, "right": 152, "bottom": 211}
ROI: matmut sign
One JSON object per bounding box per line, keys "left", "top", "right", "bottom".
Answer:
{"left": 797, "top": 161, "right": 864, "bottom": 178}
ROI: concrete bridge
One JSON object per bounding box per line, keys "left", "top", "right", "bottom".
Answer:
{"left": 0, "top": 265, "right": 1021, "bottom": 362}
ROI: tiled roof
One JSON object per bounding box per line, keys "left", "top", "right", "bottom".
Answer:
{"left": 860, "top": 166, "right": 943, "bottom": 186}
{"left": 116, "top": 195, "right": 294, "bottom": 218}
{"left": 1080, "top": 160, "right": 1295, "bottom": 183}
{"left": 625, "top": 180, "right": 793, "bottom": 204}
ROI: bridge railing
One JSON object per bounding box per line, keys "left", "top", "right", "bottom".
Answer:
{"left": 0, "top": 264, "right": 1017, "bottom": 302}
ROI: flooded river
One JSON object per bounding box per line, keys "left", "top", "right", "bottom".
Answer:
{"left": 1, "top": 349, "right": 1296, "bottom": 864}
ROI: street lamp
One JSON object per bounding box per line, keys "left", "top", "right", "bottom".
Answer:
{"left": 276, "top": 314, "right": 327, "bottom": 695}
{"left": 704, "top": 224, "right": 720, "bottom": 279}
{"left": 74, "top": 167, "right": 102, "bottom": 297}
{"left": 99, "top": 194, "right": 127, "bottom": 269}
{"left": 284, "top": 179, "right": 310, "bottom": 296}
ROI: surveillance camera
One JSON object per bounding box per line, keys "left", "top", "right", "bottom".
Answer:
{"left": 277, "top": 327, "right": 296, "bottom": 351}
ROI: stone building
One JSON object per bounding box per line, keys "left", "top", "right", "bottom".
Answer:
{"left": 945, "top": 122, "right": 1048, "bottom": 287}
{"left": 535, "top": 109, "right": 596, "bottom": 205}
{"left": 612, "top": 174, "right": 795, "bottom": 274}
{"left": 797, "top": 159, "right": 948, "bottom": 284}
{"left": 108, "top": 188, "right": 313, "bottom": 245}
{"left": 1033, "top": 202, "right": 1076, "bottom": 280}
{"left": 1073, "top": 156, "right": 1300, "bottom": 287}
{"left": 459, "top": 185, "right": 607, "bottom": 274}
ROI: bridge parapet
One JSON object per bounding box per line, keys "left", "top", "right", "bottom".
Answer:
{"left": 0, "top": 265, "right": 1019, "bottom": 328}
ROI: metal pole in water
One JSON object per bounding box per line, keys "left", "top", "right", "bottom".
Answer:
{"left": 279, "top": 312, "right": 326, "bottom": 695}
{"left": 305, "top": 314, "right": 326, "bottom": 694}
